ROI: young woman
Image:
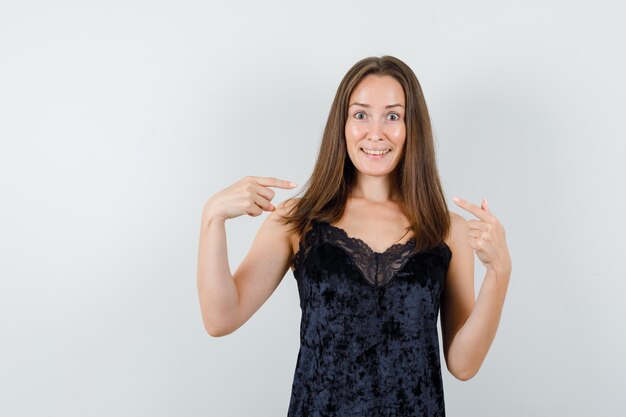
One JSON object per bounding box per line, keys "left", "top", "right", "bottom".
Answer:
{"left": 197, "top": 55, "right": 512, "bottom": 416}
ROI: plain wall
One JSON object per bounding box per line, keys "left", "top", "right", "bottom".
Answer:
{"left": 1, "top": 0, "right": 624, "bottom": 415}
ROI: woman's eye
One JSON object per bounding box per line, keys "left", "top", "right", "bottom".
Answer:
{"left": 353, "top": 112, "right": 401, "bottom": 121}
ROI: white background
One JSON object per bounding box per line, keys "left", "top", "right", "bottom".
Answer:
{"left": 1, "top": 0, "right": 625, "bottom": 416}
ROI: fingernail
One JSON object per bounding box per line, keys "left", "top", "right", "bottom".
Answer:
{"left": 289, "top": 182, "right": 298, "bottom": 187}
{"left": 453, "top": 196, "right": 460, "bottom": 202}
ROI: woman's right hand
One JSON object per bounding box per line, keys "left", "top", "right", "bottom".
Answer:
{"left": 202, "top": 176, "right": 298, "bottom": 221}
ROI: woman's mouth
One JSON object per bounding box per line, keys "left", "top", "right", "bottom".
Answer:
{"left": 361, "top": 147, "right": 391, "bottom": 160}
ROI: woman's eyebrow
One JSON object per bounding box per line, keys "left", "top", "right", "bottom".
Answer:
{"left": 349, "top": 102, "right": 405, "bottom": 108}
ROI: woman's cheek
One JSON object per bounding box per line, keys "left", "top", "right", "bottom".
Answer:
{"left": 391, "top": 125, "right": 406, "bottom": 141}
{"left": 346, "top": 122, "right": 360, "bottom": 137}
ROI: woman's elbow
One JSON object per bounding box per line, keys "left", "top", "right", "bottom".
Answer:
{"left": 446, "top": 353, "right": 480, "bottom": 381}
{"left": 202, "top": 315, "right": 236, "bottom": 337}
{"left": 448, "top": 362, "right": 479, "bottom": 381}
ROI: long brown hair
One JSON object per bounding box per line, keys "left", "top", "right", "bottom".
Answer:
{"left": 278, "top": 55, "right": 450, "bottom": 253}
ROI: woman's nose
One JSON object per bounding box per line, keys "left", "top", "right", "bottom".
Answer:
{"left": 369, "top": 117, "right": 385, "bottom": 140}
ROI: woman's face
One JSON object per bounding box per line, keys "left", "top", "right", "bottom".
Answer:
{"left": 344, "top": 74, "right": 406, "bottom": 178}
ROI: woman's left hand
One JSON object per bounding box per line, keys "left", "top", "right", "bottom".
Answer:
{"left": 453, "top": 196, "right": 512, "bottom": 278}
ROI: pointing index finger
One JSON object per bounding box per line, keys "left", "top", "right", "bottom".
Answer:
{"left": 453, "top": 196, "right": 489, "bottom": 222}
{"left": 254, "top": 176, "right": 298, "bottom": 189}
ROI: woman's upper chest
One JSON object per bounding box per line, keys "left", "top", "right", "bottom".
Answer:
{"left": 289, "top": 200, "right": 415, "bottom": 256}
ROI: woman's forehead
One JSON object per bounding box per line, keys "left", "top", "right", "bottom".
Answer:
{"left": 349, "top": 75, "right": 405, "bottom": 106}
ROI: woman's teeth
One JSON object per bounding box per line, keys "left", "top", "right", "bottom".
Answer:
{"left": 361, "top": 148, "right": 391, "bottom": 155}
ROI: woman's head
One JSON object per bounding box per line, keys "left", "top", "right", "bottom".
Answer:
{"left": 282, "top": 55, "right": 450, "bottom": 251}
{"left": 329, "top": 56, "right": 437, "bottom": 197}
{"left": 344, "top": 73, "right": 407, "bottom": 189}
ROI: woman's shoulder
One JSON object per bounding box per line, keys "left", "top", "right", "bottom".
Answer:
{"left": 448, "top": 211, "right": 465, "bottom": 225}
{"left": 270, "top": 197, "right": 303, "bottom": 256}
{"left": 445, "top": 211, "right": 467, "bottom": 248}
{"left": 273, "top": 197, "right": 301, "bottom": 220}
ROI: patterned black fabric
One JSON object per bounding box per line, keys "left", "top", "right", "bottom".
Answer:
{"left": 288, "top": 220, "right": 452, "bottom": 417}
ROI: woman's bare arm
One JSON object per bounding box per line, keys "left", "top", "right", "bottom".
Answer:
{"left": 196, "top": 197, "right": 296, "bottom": 337}
{"left": 196, "top": 209, "right": 239, "bottom": 336}
{"left": 441, "top": 206, "right": 512, "bottom": 380}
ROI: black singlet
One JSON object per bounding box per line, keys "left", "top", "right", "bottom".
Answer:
{"left": 287, "top": 220, "right": 452, "bottom": 417}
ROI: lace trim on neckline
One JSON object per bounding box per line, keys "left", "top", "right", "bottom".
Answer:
{"left": 291, "top": 220, "right": 451, "bottom": 288}
{"left": 320, "top": 221, "right": 416, "bottom": 255}
{"left": 317, "top": 221, "right": 417, "bottom": 286}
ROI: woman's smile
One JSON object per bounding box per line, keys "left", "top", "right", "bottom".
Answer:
{"left": 360, "top": 147, "right": 392, "bottom": 160}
